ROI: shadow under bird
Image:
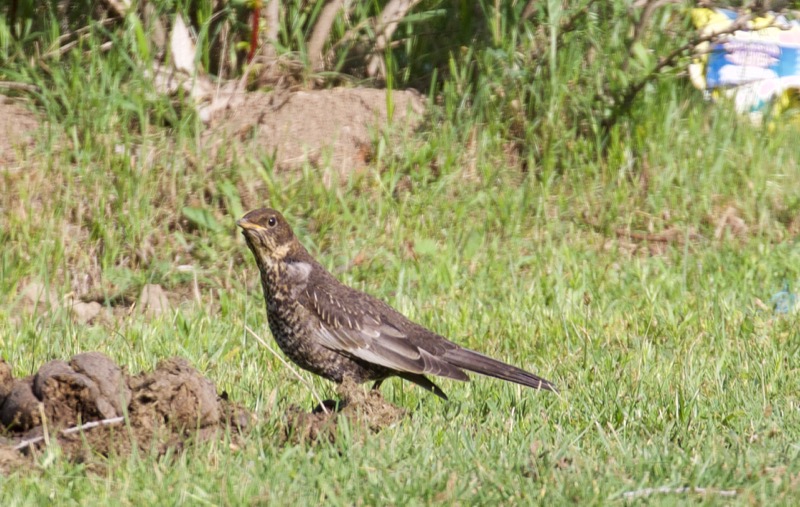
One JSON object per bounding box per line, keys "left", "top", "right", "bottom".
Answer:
{"left": 237, "top": 208, "right": 556, "bottom": 400}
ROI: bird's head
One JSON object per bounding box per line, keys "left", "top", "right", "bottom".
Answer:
{"left": 236, "top": 208, "right": 297, "bottom": 266}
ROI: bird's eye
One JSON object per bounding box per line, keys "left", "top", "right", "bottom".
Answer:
{"left": 268, "top": 216, "right": 277, "bottom": 227}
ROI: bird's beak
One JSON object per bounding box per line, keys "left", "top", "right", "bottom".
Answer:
{"left": 236, "top": 217, "right": 262, "bottom": 231}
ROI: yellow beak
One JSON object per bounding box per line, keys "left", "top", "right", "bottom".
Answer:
{"left": 236, "top": 217, "right": 262, "bottom": 231}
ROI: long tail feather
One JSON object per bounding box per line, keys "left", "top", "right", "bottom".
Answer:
{"left": 443, "top": 348, "right": 557, "bottom": 392}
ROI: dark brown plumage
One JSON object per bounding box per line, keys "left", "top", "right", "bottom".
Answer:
{"left": 237, "top": 208, "right": 556, "bottom": 400}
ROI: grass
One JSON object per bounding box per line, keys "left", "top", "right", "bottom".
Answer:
{"left": 2, "top": 1, "right": 800, "bottom": 504}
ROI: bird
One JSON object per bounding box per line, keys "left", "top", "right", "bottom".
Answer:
{"left": 237, "top": 207, "right": 556, "bottom": 400}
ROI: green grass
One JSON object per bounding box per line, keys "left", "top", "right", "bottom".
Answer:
{"left": 2, "top": 1, "right": 800, "bottom": 504}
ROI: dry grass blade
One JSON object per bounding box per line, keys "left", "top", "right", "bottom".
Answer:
{"left": 13, "top": 416, "right": 126, "bottom": 451}
{"left": 620, "top": 486, "right": 738, "bottom": 499}
{"left": 245, "top": 325, "right": 329, "bottom": 413}
{"left": 308, "top": 0, "right": 346, "bottom": 71}
{"left": 0, "top": 81, "right": 40, "bottom": 92}
{"left": 366, "top": 0, "right": 423, "bottom": 79}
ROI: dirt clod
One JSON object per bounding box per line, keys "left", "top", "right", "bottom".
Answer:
{"left": 34, "top": 359, "right": 114, "bottom": 426}
{"left": 128, "top": 357, "right": 220, "bottom": 430}
{"left": 0, "top": 353, "right": 248, "bottom": 474}
{"left": 0, "top": 360, "right": 12, "bottom": 401}
{"left": 19, "top": 282, "right": 58, "bottom": 314}
{"left": 283, "top": 377, "right": 406, "bottom": 444}
{"left": 0, "top": 377, "right": 40, "bottom": 431}
{"left": 1, "top": 353, "right": 406, "bottom": 474}
{"left": 69, "top": 300, "right": 103, "bottom": 324}
{"left": 70, "top": 352, "right": 131, "bottom": 417}
{"left": 138, "top": 283, "right": 170, "bottom": 316}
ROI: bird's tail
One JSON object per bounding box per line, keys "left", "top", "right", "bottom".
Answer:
{"left": 443, "top": 348, "right": 557, "bottom": 392}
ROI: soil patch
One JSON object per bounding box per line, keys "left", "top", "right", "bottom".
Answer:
{"left": 15, "top": 280, "right": 175, "bottom": 326}
{"left": 613, "top": 226, "right": 702, "bottom": 256}
{"left": 0, "top": 353, "right": 249, "bottom": 473}
{"left": 283, "top": 377, "right": 406, "bottom": 445}
{"left": 207, "top": 88, "right": 425, "bottom": 177}
{"left": 0, "top": 99, "right": 40, "bottom": 170}
{"left": 1, "top": 353, "right": 407, "bottom": 473}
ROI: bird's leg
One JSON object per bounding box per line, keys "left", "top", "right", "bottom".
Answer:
{"left": 371, "top": 379, "right": 384, "bottom": 392}
{"left": 313, "top": 376, "right": 365, "bottom": 413}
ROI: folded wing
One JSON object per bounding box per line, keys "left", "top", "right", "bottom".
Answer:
{"left": 302, "top": 283, "right": 556, "bottom": 394}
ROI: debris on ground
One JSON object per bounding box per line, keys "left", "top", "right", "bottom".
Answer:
{"left": 612, "top": 226, "right": 702, "bottom": 256}
{"left": 207, "top": 88, "right": 426, "bottom": 177}
{"left": 0, "top": 353, "right": 249, "bottom": 474}
{"left": 138, "top": 283, "right": 171, "bottom": 316}
{"left": 0, "top": 353, "right": 407, "bottom": 474}
{"left": 0, "top": 101, "right": 40, "bottom": 170}
{"left": 283, "top": 377, "right": 406, "bottom": 445}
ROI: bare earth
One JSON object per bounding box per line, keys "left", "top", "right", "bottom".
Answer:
{"left": 1, "top": 87, "right": 425, "bottom": 175}
{"left": 0, "top": 100, "right": 40, "bottom": 170}
{"left": 0, "top": 353, "right": 404, "bottom": 474}
{"left": 206, "top": 87, "right": 425, "bottom": 176}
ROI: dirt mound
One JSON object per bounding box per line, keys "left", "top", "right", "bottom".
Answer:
{"left": 1, "top": 353, "right": 407, "bottom": 473}
{"left": 283, "top": 377, "right": 406, "bottom": 444}
{"left": 0, "top": 353, "right": 249, "bottom": 473}
{"left": 208, "top": 88, "right": 425, "bottom": 177}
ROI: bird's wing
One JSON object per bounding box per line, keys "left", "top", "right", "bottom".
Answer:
{"left": 301, "top": 286, "right": 470, "bottom": 382}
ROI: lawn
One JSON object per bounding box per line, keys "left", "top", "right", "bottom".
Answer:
{"left": 1, "top": 1, "right": 799, "bottom": 505}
